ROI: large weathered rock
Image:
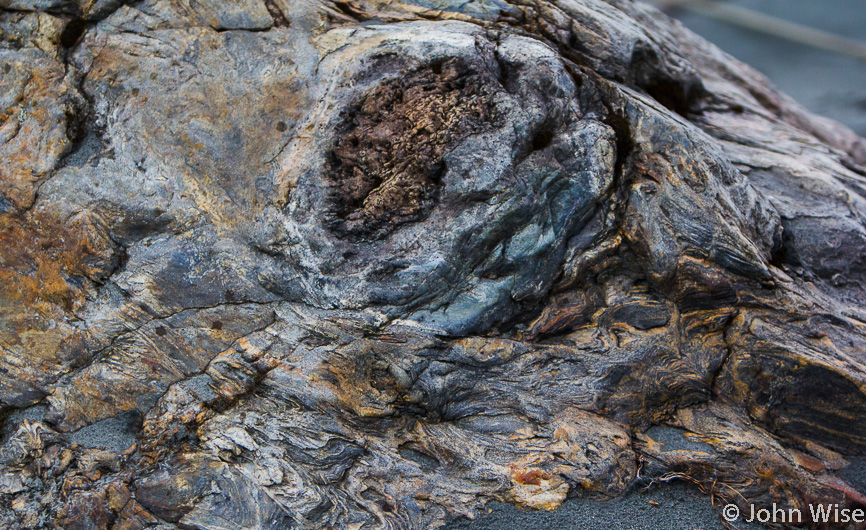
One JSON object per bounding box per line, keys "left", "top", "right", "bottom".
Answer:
{"left": 1, "top": 0, "right": 866, "bottom": 528}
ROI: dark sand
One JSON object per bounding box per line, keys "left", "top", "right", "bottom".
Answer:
{"left": 446, "top": 458, "right": 866, "bottom": 530}
{"left": 839, "top": 456, "right": 866, "bottom": 495}
{"left": 444, "top": 481, "right": 763, "bottom": 530}
{"left": 446, "top": 427, "right": 866, "bottom": 530}
{"left": 444, "top": 427, "right": 764, "bottom": 530}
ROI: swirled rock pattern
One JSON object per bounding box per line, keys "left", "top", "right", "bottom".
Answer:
{"left": 1, "top": 0, "right": 866, "bottom": 528}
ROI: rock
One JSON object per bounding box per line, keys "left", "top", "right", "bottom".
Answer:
{"left": 1, "top": 0, "right": 866, "bottom": 528}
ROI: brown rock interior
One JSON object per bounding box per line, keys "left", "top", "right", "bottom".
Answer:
{"left": 326, "top": 57, "right": 498, "bottom": 240}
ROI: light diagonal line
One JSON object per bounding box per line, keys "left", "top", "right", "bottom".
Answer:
{"left": 653, "top": 0, "right": 866, "bottom": 62}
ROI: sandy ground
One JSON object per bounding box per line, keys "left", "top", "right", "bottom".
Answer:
{"left": 839, "top": 456, "right": 866, "bottom": 495}
{"left": 446, "top": 458, "right": 866, "bottom": 530}
{"left": 444, "top": 482, "right": 764, "bottom": 530}
{"left": 445, "top": 426, "right": 865, "bottom": 530}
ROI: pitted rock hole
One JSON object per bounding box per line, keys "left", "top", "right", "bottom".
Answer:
{"left": 326, "top": 58, "right": 499, "bottom": 241}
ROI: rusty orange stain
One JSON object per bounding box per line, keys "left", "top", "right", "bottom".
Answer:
{"left": 512, "top": 468, "right": 551, "bottom": 486}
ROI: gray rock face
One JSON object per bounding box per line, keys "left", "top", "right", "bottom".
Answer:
{"left": 283, "top": 25, "right": 615, "bottom": 334}
{"left": 1, "top": 0, "right": 866, "bottom": 529}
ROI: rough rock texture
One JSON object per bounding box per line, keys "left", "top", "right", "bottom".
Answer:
{"left": 1, "top": 0, "right": 866, "bottom": 528}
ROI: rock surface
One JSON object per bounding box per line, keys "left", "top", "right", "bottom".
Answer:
{"left": 1, "top": 0, "right": 866, "bottom": 528}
